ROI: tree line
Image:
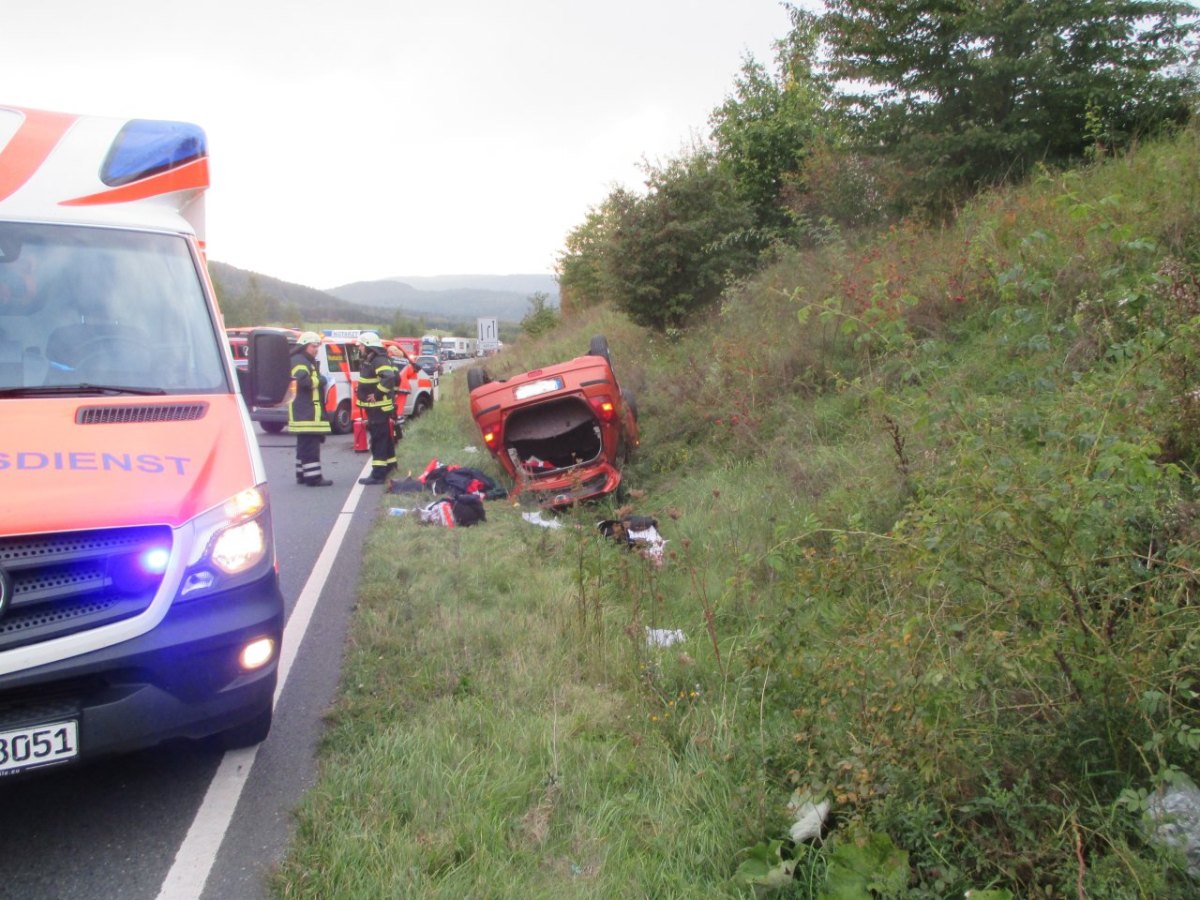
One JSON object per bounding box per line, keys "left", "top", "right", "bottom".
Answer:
{"left": 557, "top": 0, "right": 1198, "bottom": 331}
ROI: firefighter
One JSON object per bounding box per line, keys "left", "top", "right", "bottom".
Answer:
{"left": 356, "top": 331, "right": 398, "bottom": 484}
{"left": 289, "top": 331, "right": 333, "bottom": 486}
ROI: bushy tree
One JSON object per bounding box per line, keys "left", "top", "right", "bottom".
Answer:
{"left": 819, "top": 0, "right": 1199, "bottom": 213}
{"left": 558, "top": 152, "right": 759, "bottom": 330}
{"left": 606, "top": 150, "right": 759, "bottom": 330}
{"left": 388, "top": 310, "right": 423, "bottom": 337}
{"left": 709, "top": 6, "right": 832, "bottom": 236}
{"left": 520, "top": 291, "right": 559, "bottom": 338}
{"left": 557, "top": 192, "right": 628, "bottom": 315}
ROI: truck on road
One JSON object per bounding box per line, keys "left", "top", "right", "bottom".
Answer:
{"left": 440, "top": 336, "right": 476, "bottom": 359}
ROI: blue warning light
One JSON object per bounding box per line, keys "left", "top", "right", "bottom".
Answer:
{"left": 140, "top": 547, "right": 171, "bottom": 574}
{"left": 101, "top": 119, "right": 207, "bottom": 187}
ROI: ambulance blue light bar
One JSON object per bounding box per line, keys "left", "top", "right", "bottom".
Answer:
{"left": 100, "top": 119, "right": 207, "bottom": 187}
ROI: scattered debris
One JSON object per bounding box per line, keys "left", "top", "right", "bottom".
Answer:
{"left": 522, "top": 511, "right": 563, "bottom": 529}
{"left": 646, "top": 628, "right": 686, "bottom": 648}
{"left": 387, "top": 458, "right": 507, "bottom": 500}
{"left": 598, "top": 515, "right": 667, "bottom": 565}
{"left": 389, "top": 496, "right": 488, "bottom": 528}
{"left": 1147, "top": 774, "right": 1200, "bottom": 878}
{"left": 788, "top": 790, "right": 831, "bottom": 843}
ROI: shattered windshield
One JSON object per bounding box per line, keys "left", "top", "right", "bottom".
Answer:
{"left": 0, "top": 222, "right": 227, "bottom": 394}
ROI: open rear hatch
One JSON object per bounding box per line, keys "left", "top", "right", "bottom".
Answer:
{"left": 504, "top": 397, "right": 602, "bottom": 475}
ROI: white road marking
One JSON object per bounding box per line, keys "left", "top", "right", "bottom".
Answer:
{"left": 155, "top": 461, "right": 374, "bottom": 900}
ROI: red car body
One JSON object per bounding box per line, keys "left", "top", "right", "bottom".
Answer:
{"left": 468, "top": 339, "right": 639, "bottom": 507}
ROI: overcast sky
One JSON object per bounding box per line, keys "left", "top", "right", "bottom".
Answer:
{"left": 2, "top": 0, "right": 800, "bottom": 290}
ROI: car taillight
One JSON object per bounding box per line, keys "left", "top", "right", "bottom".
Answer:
{"left": 482, "top": 422, "right": 502, "bottom": 449}
{"left": 590, "top": 395, "right": 617, "bottom": 423}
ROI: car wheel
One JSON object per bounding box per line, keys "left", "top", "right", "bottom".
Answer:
{"left": 213, "top": 705, "right": 272, "bottom": 750}
{"left": 413, "top": 395, "right": 432, "bottom": 417}
{"left": 260, "top": 421, "right": 286, "bottom": 434}
{"left": 623, "top": 388, "right": 639, "bottom": 422}
{"left": 467, "top": 367, "right": 490, "bottom": 392}
{"left": 330, "top": 400, "right": 352, "bottom": 434}
{"left": 588, "top": 335, "right": 611, "bottom": 363}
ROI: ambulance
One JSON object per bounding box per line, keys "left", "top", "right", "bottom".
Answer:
{"left": 0, "top": 105, "right": 292, "bottom": 776}
{"left": 247, "top": 329, "right": 361, "bottom": 434}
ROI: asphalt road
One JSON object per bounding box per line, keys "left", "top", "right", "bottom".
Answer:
{"left": 0, "top": 427, "right": 377, "bottom": 900}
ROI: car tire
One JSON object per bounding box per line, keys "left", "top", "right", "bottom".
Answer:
{"left": 588, "top": 335, "right": 611, "bottom": 363}
{"left": 330, "top": 400, "right": 352, "bottom": 435}
{"left": 260, "top": 421, "right": 286, "bottom": 434}
{"left": 467, "top": 367, "right": 490, "bottom": 392}
{"left": 213, "top": 705, "right": 272, "bottom": 750}
{"left": 412, "top": 395, "right": 432, "bottom": 417}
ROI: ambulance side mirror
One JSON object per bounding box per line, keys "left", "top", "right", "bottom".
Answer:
{"left": 247, "top": 329, "right": 292, "bottom": 407}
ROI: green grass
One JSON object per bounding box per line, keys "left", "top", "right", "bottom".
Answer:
{"left": 272, "top": 127, "right": 1200, "bottom": 898}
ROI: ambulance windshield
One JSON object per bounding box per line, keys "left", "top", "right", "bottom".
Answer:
{"left": 0, "top": 222, "right": 227, "bottom": 394}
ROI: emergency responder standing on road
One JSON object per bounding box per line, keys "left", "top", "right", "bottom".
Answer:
{"left": 357, "top": 332, "right": 398, "bottom": 484}
{"left": 290, "top": 332, "right": 333, "bottom": 486}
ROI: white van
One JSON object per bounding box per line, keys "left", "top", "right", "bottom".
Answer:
{"left": 0, "top": 105, "right": 292, "bottom": 775}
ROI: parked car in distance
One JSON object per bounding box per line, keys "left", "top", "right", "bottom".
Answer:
{"left": 466, "top": 335, "right": 639, "bottom": 508}
{"left": 415, "top": 354, "right": 443, "bottom": 376}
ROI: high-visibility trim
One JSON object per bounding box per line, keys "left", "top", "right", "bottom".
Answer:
{"left": 288, "top": 361, "right": 331, "bottom": 434}
{"left": 0, "top": 107, "right": 79, "bottom": 202}
{"left": 61, "top": 157, "right": 209, "bottom": 206}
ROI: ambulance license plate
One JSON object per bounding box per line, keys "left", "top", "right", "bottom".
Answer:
{"left": 0, "top": 721, "right": 79, "bottom": 776}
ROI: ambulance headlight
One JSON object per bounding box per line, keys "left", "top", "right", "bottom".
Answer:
{"left": 211, "top": 519, "right": 267, "bottom": 574}
{"left": 181, "top": 485, "right": 275, "bottom": 599}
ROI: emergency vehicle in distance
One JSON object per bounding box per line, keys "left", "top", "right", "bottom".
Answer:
{"left": 236, "top": 328, "right": 436, "bottom": 434}
{"left": 0, "top": 104, "right": 292, "bottom": 776}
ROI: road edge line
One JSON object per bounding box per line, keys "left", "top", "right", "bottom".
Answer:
{"left": 155, "top": 461, "right": 373, "bottom": 900}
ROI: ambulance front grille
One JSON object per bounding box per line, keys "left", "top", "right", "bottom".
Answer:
{"left": 76, "top": 403, "right": 208, "bottom": 424}
{"left": 0, "top": 526, "right": 171, "bottom": 652}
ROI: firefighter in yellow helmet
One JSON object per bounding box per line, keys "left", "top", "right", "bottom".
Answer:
{"left": 356, "top": 331, "right": 398, "bottom": 484}
{"left": 289, "top": 332, "right": 333, "bottom": 486}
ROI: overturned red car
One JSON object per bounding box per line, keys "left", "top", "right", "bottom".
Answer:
{"left": 467, "top": 336, "right": 639, "bottom": 507}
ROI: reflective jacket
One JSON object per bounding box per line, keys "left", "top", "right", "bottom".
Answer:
{"left": 288, "top": 347, "right": 331, "bottom": 433}
{"left": 357, "top": 348, "right": 397, "bottom": 417}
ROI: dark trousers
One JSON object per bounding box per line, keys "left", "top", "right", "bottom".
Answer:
{"left": 366, "top": 415, "right": 396, "bottom": 479}
{"left": 295, "top": 433, "right": 324, "bottom": 484}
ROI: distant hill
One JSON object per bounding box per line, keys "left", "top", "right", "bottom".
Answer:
{"left": 328, "top": 274, "right": 559, "bottom": 322}
{"left": 208, "top": 261, "right": 386, "bottom": 324}
{"left": 207, "top": 262, "right": 550, "bottom": 328}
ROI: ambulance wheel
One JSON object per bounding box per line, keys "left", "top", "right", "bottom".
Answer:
{"left": 623, "top": 388, "right": 639, "bottom": 421}
{"left": 467, "top": 368, "right": 491, "bottom": 392}
{"left": 330, "top": 400, "right": 352, "bottom": 434}
{"left": 412, "top": 395, "right": 432, "bottom": 417}
{"left": 260, "top": 421, "right": 286, "bottom": 434}
{"left": 214, "top": 705, "right": 272, "bottom": 750}
{"left": 588, "top": 335, "right": 611, "bottom": 364}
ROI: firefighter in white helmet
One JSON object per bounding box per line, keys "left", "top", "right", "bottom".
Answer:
{"left": 289, "top": 331, "right": 333, "bottom": 486}
{"left": 356, "top": 331, "right": 397, "bottom": 484}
